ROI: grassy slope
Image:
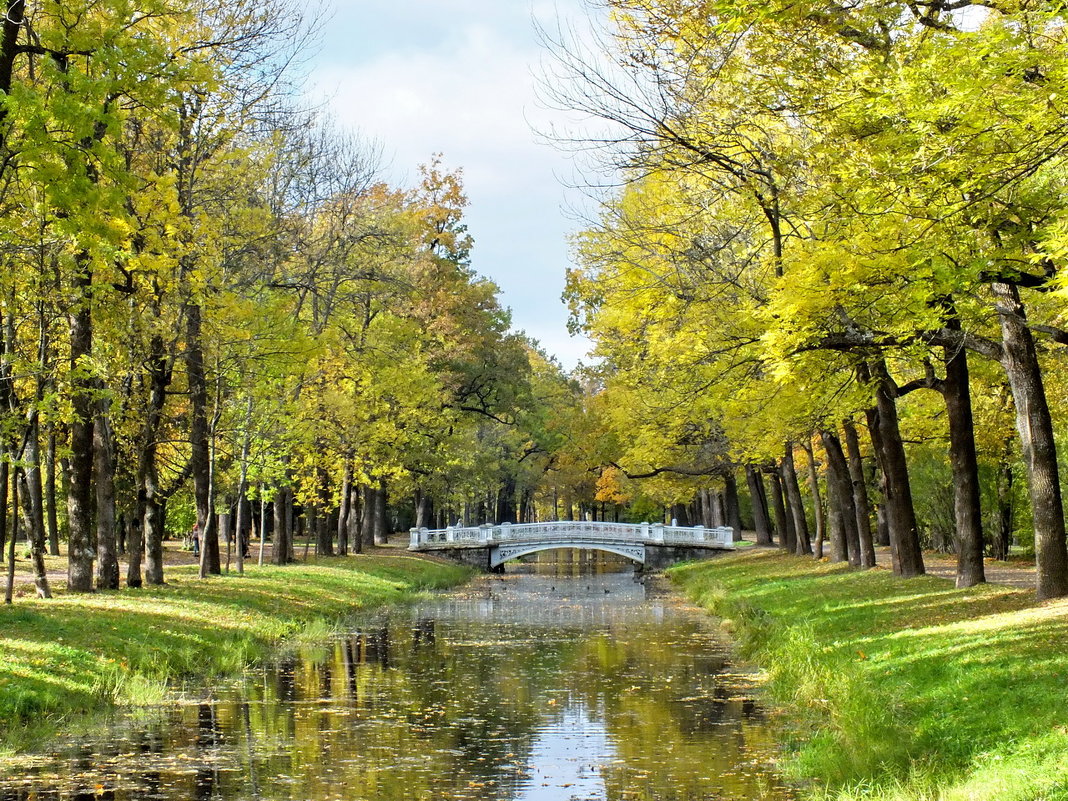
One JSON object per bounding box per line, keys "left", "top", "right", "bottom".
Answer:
{"left": 0, "top": 554, "right": 470, "bottom": 751}
{"left": 670, "top": 550, "right": 1068, "bottom": 801}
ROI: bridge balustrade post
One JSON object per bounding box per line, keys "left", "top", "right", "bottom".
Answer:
{"left": 409, "top": 528, "right": 420, "bottom": 550}
{"left": 640, "top": 522, "right": 650, "bottom": 541}
{"left": 652, "top": 523, "right": 665, "bottom": 543}
{"left": 500, "top": 522, "right": 512, "bottom": 541}
{"left": 480, "top": 524, "right": 492, "bottom": 543}
{"left": 446, "top": 526, "right": 455, "bottom": 543}
{"left": 694, "top": 525, "right": 706, "bottom": 542}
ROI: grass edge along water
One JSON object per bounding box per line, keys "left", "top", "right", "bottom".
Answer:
{"left": 0, "top": 554, "right": 472, "bottom": 756}
{"left": 668, "top": 550, "right": 1068, "bottom": 801}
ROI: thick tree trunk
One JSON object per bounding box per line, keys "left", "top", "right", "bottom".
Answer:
{"left": 671, "top": 503, "right": 691, "bottom": 527}
{"left": 187, "top": 303, "right": 219, "bottom": 577}
{"left": 699, "top": 489, "right": 712, "bottom": 528}
{"left": 93, "top": 407, "right": 120, "bottom": 590}
{"left": 316, "top": 499, "right": 334, "bottom": 556}
{"left": 67, "top": 261, "right": 95, "bottom": 593}
{"left": 23, "top": 419, "right": 51, "bottom": 597}
{"left": 768, "top": 468, "right": 795, "bottom": 553}
{"left": 496, "top": 477, "right": 516, "bottom": 524}
{"left": 943, "top": 337, "right": 985, "bottom": 588}
{"left": 843, "top": 421, "right": 876, "bottom": 568}
{"left": 374, "top": 483, "right": 388, "bottom": 546}
{"left": 824, "top": 467, "right": 846, "bottom": 564}
{"left": 138, "top": 331, "right": 169, "bottom": 586}
{"left": 745, "top": 465, "right": 773, "bottom": 545}
{"left": 415, "top": 490, "right": 432, "bottom": 530}
{"left": 991, "top": 281, "right": 1067, "bottom": 599}
{"left": 126, "top": 512, "right": 143, "bottom": 589}
{"left": 359, "top": 486, "right": 375, "bottom": 549}
{"left": 822, "top": 430, "right": 861, "bottom": 567}
{"left": 800, "top": 440, "right": 826, "bottom": 559}
{"left": 724, "top": 474, "right": 743, "bottom": 541}
{"left": 868, "top": 362, "right": 925, "bottom": 577}
{"left": 782, "top": 444, "right": 812, "bottom": 555}
{"left": 142, "top": 488, "right": 164, "bottom": 585}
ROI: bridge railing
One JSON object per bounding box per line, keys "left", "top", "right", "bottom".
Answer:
{"left": 408, "top": 520, "right": 735, "bottom": 550}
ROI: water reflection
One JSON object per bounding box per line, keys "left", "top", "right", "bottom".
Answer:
{"left": 0, "top": 560, "right": 793, "bottom": 801}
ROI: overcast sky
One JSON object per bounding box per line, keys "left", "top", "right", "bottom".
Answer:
{"left": 304, "top": 0, "right": 600, "bottom": 369}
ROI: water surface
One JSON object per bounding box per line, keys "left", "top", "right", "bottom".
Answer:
{"left": 0, "top": 565, "right": 793, "bottom": 800}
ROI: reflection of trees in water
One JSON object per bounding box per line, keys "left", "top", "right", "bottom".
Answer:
{"left": 194, "top": 704, "right": 218, "bottom": 801}
{"left": 1, "top": 577, "right": 789, "bottom": 801}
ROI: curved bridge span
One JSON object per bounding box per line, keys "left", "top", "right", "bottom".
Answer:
{"left": 409, "top": 520, "right": 735, "bottom": 571}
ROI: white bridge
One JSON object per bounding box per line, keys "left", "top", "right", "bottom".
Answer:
{"left": 409, "top": 520, "right": 734, "bottom": 569}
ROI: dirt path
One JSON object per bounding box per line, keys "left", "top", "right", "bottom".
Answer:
{"left": 871, "top": 545, "right": 1035, "bottom": 589}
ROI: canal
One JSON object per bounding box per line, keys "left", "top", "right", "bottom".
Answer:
{"left": 0, "top": 561, "right": 793, "bottom": 800}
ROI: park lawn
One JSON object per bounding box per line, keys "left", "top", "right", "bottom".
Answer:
{"left": 0, "top": 554, "right": 470, "bottom": 753}
{"left": 670, "top": 550, "right": 1068, "bottom": 801}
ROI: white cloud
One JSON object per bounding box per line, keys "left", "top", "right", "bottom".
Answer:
{"left": 305, "top": 0, "right": 598, "bottom": 369}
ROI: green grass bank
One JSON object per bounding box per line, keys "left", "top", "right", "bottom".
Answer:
{"left": 669, "top": 550, "right": 1068, "bottom": 801}
{"left": 0, "top": 554, "right": 470, "bottom": 753}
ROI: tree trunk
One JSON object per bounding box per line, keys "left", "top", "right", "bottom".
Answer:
{"left": 126, "top": 511, "right": 143, "bottom": 589}
{"left": 415, "top": 490, "right": 432, "bottom": 530}
{"left": 374, "top": 483, "right": 388, "bottom": 546}
{"left": 943, "top": 335, "right": 985, "bottom": 588}
{"left": 842, "top": 421, "right": 876, "bottom": 567}
{"left": 45, "top": 428, "right": 59, "bottom": 556}
{"left": 991, "top": 281, "right": 1067, "bottom": 599}
{"left": 67, "top": 259, "right": 95, "bottom": 593}
{"left": 723, "top": 473, "right": 743, "bottom": 541}
{"left": 139, "top": 331, "right": 169, "bottom": 586}
{"left": 338, "top": 465, "right": 351, "bottom": 556}
{"left": 670, "top": 503, "right": 691, "bottom": 527}
{"left": 800, "top": 439, "right": 826, "bottom": 560}
{"left": 745, "top": 465, "right": 773, "bottom": 545}
{"left": 273, "top": 484, "right": 291, "bottom": 565}
{"left": 347, "top": 482, "right": 361, "bottom": 554}
{"left": 361, "top": 485, "right": 376, "bottom": 549}
{"left": 823, "top": 464, "right": 846, "bottom": 564}
{"left": 782, "top": 444, "right": 812, "bottom": 555}
{"left": 187, "top": 303, "right": 218, "bottom": 578}
{"left": 4, "top": 466, "right": 16, "bottom": 604}
{"left": 23, "top": 419, "right": 51, "bottom": 597}
{"left": 93, "top": 406, "right": 120, "bottom": 590}
{"left": 496, "top": 477, "right": 516, "bottom": 524}
{"left": 992, "top": 446, "right": 1014, "bottom": 561}
{"left": 315, "top": 498, "right": 334, "bottom": 556}
{"left": 768, "top": 468, "right": 795, "bottom": 553}
{"left": 258, "top": 492, "right": 268, "bottom": 566}
{"left": 868, "top": 361, "right": 925, "bottom": 577}
{"left": 822, "top": 430, "right": 861, "bottom": 567}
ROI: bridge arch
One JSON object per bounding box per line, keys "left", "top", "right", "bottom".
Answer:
{"left": 490, "top": 541, "right": 645, "bottom": 568}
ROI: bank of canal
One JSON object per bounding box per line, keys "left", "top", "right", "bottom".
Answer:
{"left": 0, "top": 567, "right": 793, "bottom": 800}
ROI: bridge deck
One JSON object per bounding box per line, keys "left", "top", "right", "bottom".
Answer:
{"left": 409, "top": 520, "right": 735, "bottom": 554}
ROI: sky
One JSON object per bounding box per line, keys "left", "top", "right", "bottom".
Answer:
{"left": 304, "top": 0, "right": 602, "bottom": 369}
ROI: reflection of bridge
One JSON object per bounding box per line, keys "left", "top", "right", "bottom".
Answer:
{"left": 409, "top": 521, "right": 734, "bottom": 571}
